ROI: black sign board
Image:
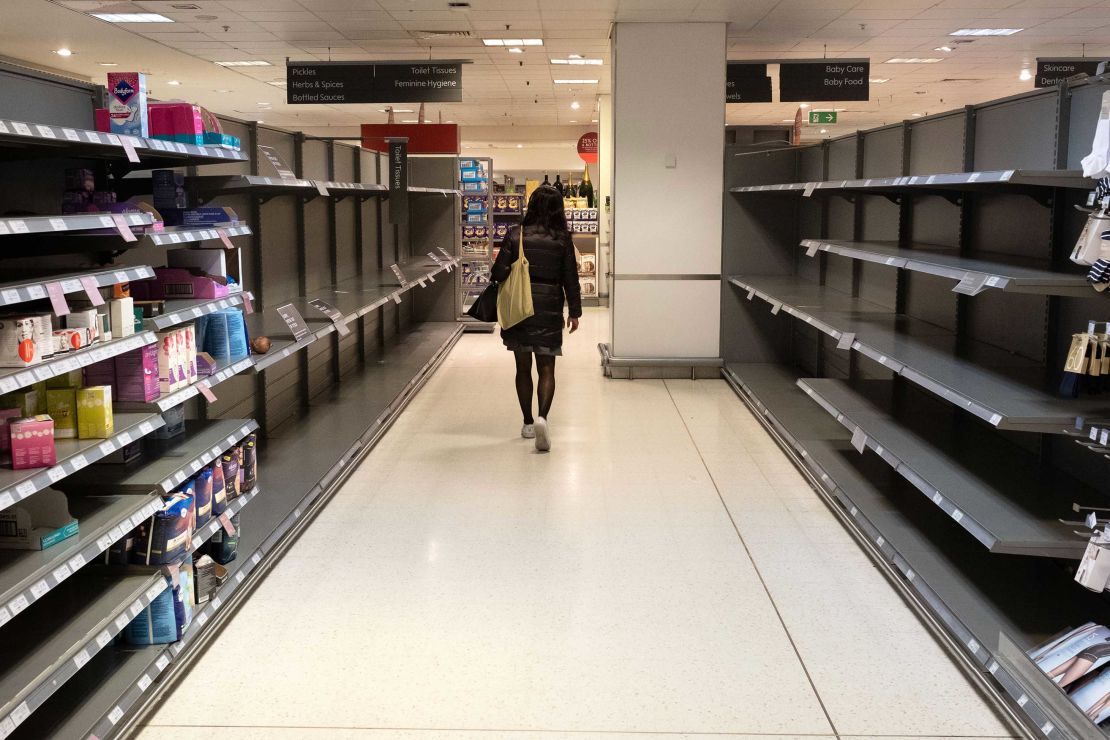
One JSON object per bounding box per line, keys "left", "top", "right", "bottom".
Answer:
{"left": 726, "top": 63, "right": 772, "bottom": 103}
{"left": 276, "top": 303, "right": 310, "bottom": 341}
{"left": 780, "top": 60, "right": 869, "bottom": 102}
{"left": 388, "top": 138, "right": 408, "bottom": 224}
{"left": 286, "top": 61, "right": 463, "bottom": 104}
{"left": 1035, "top": 58, "right": 1109, "bottom": 87}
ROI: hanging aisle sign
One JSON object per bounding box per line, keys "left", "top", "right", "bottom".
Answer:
{"left": 387, "top": 138, "right": 408, "bottom": 224}
{"left": 1035, "top": 58, "right": 1109, "bottom": 87}
{"left": 286, "top": 61, "right": 464, "bottom": 104}
{"left": 779, "top": 60, "right": 869, "bottom": 102}
{"left": 726, "top": 63, "right": 772, "bottom": 103}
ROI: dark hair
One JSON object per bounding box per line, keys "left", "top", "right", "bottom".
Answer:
{"left": 522, "top": 184, "right": 567, "bottom": 235}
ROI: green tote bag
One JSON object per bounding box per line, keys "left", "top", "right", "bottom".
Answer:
{"left": 497, "top": 228, "right": 534, "bottom": 329}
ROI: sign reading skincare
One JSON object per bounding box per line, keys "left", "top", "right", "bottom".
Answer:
{"left": 287, "top": 61, "right": 463, "bottom": 104}
{"left": 1035, "top": 58, "right": 1108, "bottom": 87}
{"left": 726, "top": 63, "right": 773, "bottom": 103}
{"left": 780, "top": 60, "right": 869, "bottom": 102}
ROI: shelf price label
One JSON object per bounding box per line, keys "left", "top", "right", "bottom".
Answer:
{"left": 308, "top": 298, "right": 350, "bottom": 337}
{"left": 276, "top": 303, "right": 311, "bottom": 341}
{"left": 111, "top": 214, "right": 139, "bottom": 243}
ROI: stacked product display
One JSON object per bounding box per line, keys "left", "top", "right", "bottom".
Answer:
{"left": 718, "top": 79, "right": 1110, "bottom": 739}
{"left": 459, "top": 158, "right": 493, "bottom": 317}
{"left": 0, "top": 65, "right": 462, "bottom": 740}
{"left": 567, "top": 200, "right": 600, "bottom": 303}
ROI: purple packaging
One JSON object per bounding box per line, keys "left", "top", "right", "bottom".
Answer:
{"left": 65, "top": 168, "right": 95, "bottom": 192}
{"left": 62, "top": 191, "right": 90, "bottom": 214}
{"left": 193, "top": 467, "right": 213, "bottom": 528}
{"left": 82, "top": 359, "right": 117, "bottom": 400}
{"left": 210, "top": 462, "right": 227, "bottom": 516}
{"left": 240, "top": 433, "right": 257, "bottom": 491}
{"left": 221, "top": 446, "right": 241, "bottom": 500}
{"left": 114, "top": 344, "right": 159, "bottom": 402}
{"left": 132, "top": 489, "right": 194, "bottom": 565}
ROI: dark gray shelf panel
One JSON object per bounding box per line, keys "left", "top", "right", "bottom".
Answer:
{"left": 409, "top": 186, "right": 462, "bottom": 196}
{"left": 730, "top": 169, "right": 1092, "bottom": 195}
{"left": 730, "top": 274, "right": 1109, "bottom": 432}
{"left": 0, "top": 413, "right": 165, "bottom": 513}
{"left": 115, "top": 357, "right": 254, "bottom": 413}
{"left": 797, "top": 378, "right": 1092, "bottom": 558}
{"left": 60, "top": 419, "right": 258, "bottom": 496}
{"left": 0, "top": 331, "right": 156, "bottom": 395}
{"left": 144, "top": 291, "right": 253, "bottom": 332}
{"left": 722, "top": 362, "right": 1106, "bottom": 740}
{"left": 0, "top": 118, "right": 247, "bottom": 165}
{"left": 145, "top": 224, "right": 251, "bottom": 248}
{"left": 0, "top": 266, "right": 154, "bottom": 310}
{"left": 0, "top": 493, "right": 161, "bottom": 624}
{"left": 188, "top": 174, "right": 317, "bottom": 198}
{"left": 0, "top": 213, "right": 154, "bottom": 239}
{"left": 0, "top": 570, "right": 166, "bottom": 734}
{"left": 322, "top": 180, "right": 387, "bottom": 196}
{"left": 801, "top": 239, "right": 1092, "bottom": 297}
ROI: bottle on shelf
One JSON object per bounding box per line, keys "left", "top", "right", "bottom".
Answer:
{"left": 579, "top": 164, "right": 595, "bottom": 208}
{"left": 542, "top": 173, "right": 551, "bottom": 187}
{"left": 553, "top": 174, "right": 564, "bottom": 195}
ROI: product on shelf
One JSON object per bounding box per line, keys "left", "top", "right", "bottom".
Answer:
{"left": 160, "top": 206, "right": 239, "bottom": 228}
{"left": 0, "top": 407, "right": 21, "bottom": 463}
{"left": 251, "top": 336, "right": 271, "bottom": 354}
{"left": 1, "top": 389, "right": 39, "bottom": 418}
{"left": 580, "top": 277, "right": 598, "bottom": 298}
{"left": 0, "top": 487, "right": 78, "bottom": 550}
{"left": 198, "top": 310, "right": 249, "bottom": 362}
{"left": 132, "top": 489, "right": 195, "bottom": 565}
{"left": 148, "top": 102, "right": 240, "bottom": 150}
{"left": 0, "top": 317, "right": 40, "bottom": 367}
{"left": 133, "top": 267, "right": 232, "bottom": 301}
{"left": 194, "top": 465, "right": 213, "bottom": 528}
{"left": 124, "top": 563, "right": 193, "bottom": 645}
{"left": 107, "top": 72, "right": 149, "bottom": 137}
{"left": 210, "top": 461, "right": 227, "bottom": 516}
{"left": 205, "top": 512, "right": 239, "bottom": 564}
{"left": 76, "top": 385, "right": 114, "bottom": 438}
{"left": 193, "top": 554, "right": 227, "bottom": 604}
{"left": 29, "top": 314, "right": 53, "bottom": 359}
{"left": 102, "top": 438, "right": 143, "bottom": 464}
{"left": 54, "top": 328, "right": 90, "bottom": 353}
{"left": 46, "top": 388, "right": 77, "bottom": 439}
{"left": 1029, "top": 624, "right": 1110, "bottom": 723}
{"left": 109, "top": 297, "right": 135, "bottom": 338}
{"left": 152, "top": 169, "right": 187, "bottom": 210}
{"left": 9, "top": 415, "right": 56, "bottom": 469}
{"left": 65, "top": 308, "right": 102, "bottom": 344}
{"left": 222, "top": 446, "right": 241, "bottom": 499}
{"left": 241, "top": 433, "right": 257, "bottom": 491}
{"left": 156, "top": 403, "right": 186, "bottom": 440}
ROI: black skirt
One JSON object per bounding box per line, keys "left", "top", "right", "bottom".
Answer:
{"left": 492, "top": 226, "right": 582, "bottom": 352}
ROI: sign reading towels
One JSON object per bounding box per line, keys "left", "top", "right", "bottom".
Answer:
{"left": 286, "top": 60, "right": 464, "bottom": 104}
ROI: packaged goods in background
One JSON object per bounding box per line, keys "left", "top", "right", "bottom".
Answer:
{"left": 46, "top": 389, "right": 77, "bottom": 439}
{"left": 29, "top": 314, "right": 53, "bottom": 358}
{"left": 0, "top": 317, "right": 40, "bottom": 367}
{"left": 156, "top": 403, "right": 185, "bottom": 440}
{"left": 10, "top": 415, "right": 56, "bottom": 469}
{"left": 1, "top": 389, "right": 39, "bottom": 418}
{"left": 1029, "top": 623, "right": 1110, "bottom": 723}
{"left": 193, "top": 466, "right": 213, "bottom": 528}
{"left": 205, "top": 513, "right": 239, "bottom": 564}
{"left": 0, "top": 488, "right": 78, "bottom": 550}
{"left": 54, "top": 328, "right": 90, "bottom": 353}
{"left": 107, "top": 72, "right": 148, "bottom": 138}
{"left": 101, "top": 438, "right": 143, "bottom": 464}
{"left": 114, "top": 344, "right": 158, "bottom": 402}
{"left": 65, "top": 308, "right": 101, "bottom": 344}
{"left": 240, "top": 433, "right": 257, "bottom": 491}
{"left": 109, "top": 297, "right": 135, "bottom": 338}
{"left": 132, "top": 490, "right": 194, "bottom": 565}
{"left": 76, "top": 386, "right": 114, "bottom": 439}
{"left": 152, "top": 169, "right": 187, "bottom": 210}
{"left": 222, "top": 446, "right": 240, "bottom": 499}
{"left": 193, "top": 554, "right": 227, "bottom": 604}
{"left": 124, "top": 563, "right": 193, "bottom": 645}
{"left": 47, "top": 370, "right": 83, "bottom": 389}
{"left": 0, "top": 408, "right": 21, "bottom": 463}
{"left": 210, "top": 461, "right": 227, "bottom": 515}
{"left": 156, "top": 329, "right": 180, "bottom": 394}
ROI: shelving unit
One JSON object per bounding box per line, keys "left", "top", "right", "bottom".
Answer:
{"left": 0, "top": 213, "right": 154, "bottom": 238}
{"left": 0, "top": 64, "right": 463, "bottom": 740}
{"left": 722, "top": 77, "right": 1110, "bottom": 739}
{"left": 459, "top": 157, "right": 493, "bottom": 319}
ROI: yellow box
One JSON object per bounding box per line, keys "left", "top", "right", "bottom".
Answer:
{"left": 46, "top": 389, "right": 77, "bottom": 439}
{"left": 77, "top": 386, "right": 114, "bottom": 439}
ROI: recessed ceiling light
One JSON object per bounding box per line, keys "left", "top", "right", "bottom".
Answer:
{"left": 522, "top": 39, "right": 542, "bottom": 46}
{"left": 98, "top": 62, "right": 118, "bottom": 66}
{"left": 166, "top": 80, "right": 181, "bottom": 86}
{"left": 484, "top": 38, "right": 541, "bottom": 46}
{"left": 820, "top": 128, "right": 827, "bottom": 134}
{"left": 869, "top": 78, "right": 890, "bottom": 83}
{"left": 554, "top": 79, "right": 598, "bottom": 84}
{"left": 378, "top": 108, "right": 414, "bottom": 113}
{"left": 551, "top": 58, "right": 603, "bottom": 65}
{"left": 507, "top": 47, "right": 523, "bottom": 53}
{"left": 402, "top": 119, "right": 418, "bottom": 123}
{"left": 934, "top": 46, "right": 953, "bottom": 52}
{"left": 885, "top": 58, "right": 943, "bottom": 64}
{"left": 90, "top": 13, "right": 174, "bottom": 23}
{"left": 516, "top": 144, "right": 523, "bottom": 148}
{"left": 799, "top": 103, "right": 810, "bottom": 108}
{"left": 570, "top": 100, "right": 581, "bottom": 110}
{"left": 950, "top": 28, "right": 1022, "bottom": 36}
{"left": 911, "top": 112, "right": 924, "bottom": 117}
{"left": 215, "top": 60, "right": 272, "bottom": 67}
{"left": 54, "top": 48, "right": 73, "bottom": 57}
{"left": 1019, "top": 68, "right": 1033, "bottom": 81}
{"left": 569, "top": 120, "right": 577, "bottom": 123}
{"left": 569, "top": 53, "right": 583, "bottom": 59}
{"left": 214, "top": 89, "right": 232, "bottom": 93}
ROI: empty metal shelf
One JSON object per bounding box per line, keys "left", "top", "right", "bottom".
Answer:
{"left": 730, "top": 169, "right": 1092, "bottom": 195}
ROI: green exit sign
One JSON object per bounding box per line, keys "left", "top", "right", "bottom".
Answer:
{"left": 809, "top": 110, "right": 838, "bottom": 124}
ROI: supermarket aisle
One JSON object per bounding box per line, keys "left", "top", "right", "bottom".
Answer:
{"left": 139, "top": 309, "right": 1013, "bottom": 740}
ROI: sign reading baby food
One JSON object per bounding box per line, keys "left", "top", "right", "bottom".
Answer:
{"left": 286, "top": 61, "right": 464, "bottom": 104}
{"left": 779, "top": 60, "right": 869, "bottom": 102}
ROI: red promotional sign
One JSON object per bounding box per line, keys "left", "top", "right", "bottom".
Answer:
{"left": 577, "top": 132, "right": 599, "bottom": 164}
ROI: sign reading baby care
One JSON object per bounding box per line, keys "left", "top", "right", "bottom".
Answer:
{"left": 286, "top": 61, "right": 464, "bottom": 104}
{"left": 779, "top": 60, "right": 869, "bottom": 102}
{"left": 577, "top": 132, "right": 599, "bottom": 164}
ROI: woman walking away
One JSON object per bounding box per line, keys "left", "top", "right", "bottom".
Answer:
{"left": 491, "top": 185, "right": 582, "bottom": 452}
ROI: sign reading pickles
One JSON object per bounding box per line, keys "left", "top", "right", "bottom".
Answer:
{"left": 287, "top": 61, "right": 464, "bottom": 104}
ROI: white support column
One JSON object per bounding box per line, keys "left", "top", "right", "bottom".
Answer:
{"left": 610, "top": 22, "right": 725, "bottom": 359}
{"left": 598, "top": 93, "right": 613, "bottom": 299}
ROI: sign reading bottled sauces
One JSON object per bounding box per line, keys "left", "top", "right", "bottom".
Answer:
{"left": 726, "top": 63, "right": 772, "bottom": 103}
{"left": 1034, "top": 58, "right": 1109, "bottom": 87}
{"left": 286, "top": 61, "right": 463, "bottom": 104}
{"left": 779, "top": 60, "right": 869, "bottom": 102}
{"left": 577, "top": 132, "right": 599, "bottom": 164}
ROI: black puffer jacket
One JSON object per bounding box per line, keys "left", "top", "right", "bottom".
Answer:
{"left": 491, "top": 225, "right": 582, "bottom": 351}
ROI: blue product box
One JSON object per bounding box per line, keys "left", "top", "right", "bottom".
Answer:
{"left": 132, "top": 490, "right": 194, "bottom": 565}
{"left": 202, "top": 132, "right": 241, "bottom": 150}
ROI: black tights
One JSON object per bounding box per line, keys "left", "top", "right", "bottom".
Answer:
{"left": 514, "top": 351, "right": 556, "bottom": 424}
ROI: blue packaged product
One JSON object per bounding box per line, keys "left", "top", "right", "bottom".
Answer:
{"left": 201, "top": 312, "right": 230, "bottom": 361}
{"left": 193, "top": 467, "right": 213, "bottom": 528}
{"left": 152, "top": 169, "right": 187, "bottom": 210}
{"left": 132, "top": 490, "right": 194, "bottom": 565}
{"left": 210, "top": 461, "right": 228, "bottom": 516}
{"left": 225, "top": 310, "right": 249, "bottom": 360}
{"left": 206, "top": 513, "right": 239, "bottom": 564}
{"left": 155, "top": 403, "right": 186, "bottom": 440}
{"left": 124, "top": 579, "right": 178, "bottom": 644}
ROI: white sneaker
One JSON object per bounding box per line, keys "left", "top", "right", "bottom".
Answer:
{"left": 534, "top": 417, "right": 551, "bottom": 451}
{"left": 521, "top": 424, "right": 536, "bottom": 439}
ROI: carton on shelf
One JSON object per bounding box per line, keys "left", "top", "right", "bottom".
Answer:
{"left": 0, "top": 317, "right": 40, "bottom": 368}
{"left": 1, "top": 390, "right": 39, "bottom": 418}
{"left": 10, "top": 415, "right": 56, "bottom": 469}
{"left": 0, "top": 488, "right": 78, "bottom": 550}
{"left": 0, "top": 408, "right": 21, "bottom": 463}
{"left": 107, "top": 72, "right": 149, "bottom": 138}
{"left": 46, "top": 389, "right": 77, "bottom": 439}
{"left": 76, "top": 386, "right": 114, "bottom": 439}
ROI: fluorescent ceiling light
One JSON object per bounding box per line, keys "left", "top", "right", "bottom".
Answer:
{"left": 911, "top": 112, "right": 924, "bottom": 117}
{"left": 166, "top": 80, "right": 181, "bottom": 86}
{"left": 934, "top": 46, "right": 953, "bottom": 52}
{"left": 1019, "top": 68, "right": 1033, "bottom": 80}
{"left": 517, "top": 144, "right": 523, "bottom": 148}
{"left": 885, "top": 58, "right": 943, "bottom": 63}
{"left": 485, "top": 38, "right": 540, "bottom": 46}
{"left": 378, "top": 108, "right": 414, "bottom": 113}
{"left": 507, "top": 47, "right": 523, "bottom": 53}
{"left": 569, "top": 120, "right": 577, "bottom": 123}
{"left": 869, "top": 77, "right": 890, "bottom": 83}
{"left": 522, "top": 39, "right": 542, "bottom": 46}
{"left": 90, "top": 13, "right": 174, "bottom": 23}
{"left": 216, "top": 60, "right": 272, "bottom": 67}
{"left": 569, "top": 53, "right": 583, "bottom": 59}
{"left": 54, "top": 48, "right": 73, "bottom": 57}
{"left": 98, "top": 62, "right": 118, "bottom": 66}
{"left": 570, "top": 100, "right": 580, "bottom": 110}
{"left": 799, "top": 103, "right": 810, "bottom": 108}
{"left": 402, "top": 119, "right": 418, "bottom": 123}
{"left": 554, "top": 79, "right": 598, "bottom": 84}
{"left": 820, "top": 128, "right": 827, "bottom": 133}
{"left": 551, "top": 58, "right": 602, "bottom": 65}
{"left": 950, "top": 28, "right": 1022, "bottom": 36}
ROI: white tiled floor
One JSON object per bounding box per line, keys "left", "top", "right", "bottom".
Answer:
{"left": 139, "top": 309, "right": 1015, "bottom": 740}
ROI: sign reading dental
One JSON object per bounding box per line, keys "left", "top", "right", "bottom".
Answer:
{"left": 1034, "top": 58, "right": 1109, "bottom": 88}
{"left": 779, "top": 60, "right": 869, "bottom": 102}
{"left": 286, "top": 61, "right": 463, "bottom": 104}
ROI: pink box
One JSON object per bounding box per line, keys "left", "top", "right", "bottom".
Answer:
{"left": 115, "top": 344, "right": 159, "bottom": 402}
{"left": 131, "top": 268, "right": 229, "bottom": 301}
{"left": 149, "top": 103, "right": 205, "bottom": 138}
{"left": 0, "top": 408, "right": 21, "bottom": 462}
{"left": 10, "top": 416, "right": 57, "bottom": 470}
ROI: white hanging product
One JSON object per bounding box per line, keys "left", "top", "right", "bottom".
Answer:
{"left": 1082, "top": 91, "right": 1110, "bottom": 178}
